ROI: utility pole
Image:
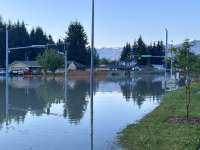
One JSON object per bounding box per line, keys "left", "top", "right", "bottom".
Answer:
{"left": 64, "top": 41, "right": 68, "bottom": 105}
{"left": 5, "top": 24, "right": 9, "bottom": 75}
{"left": 5, "top": 25, "right": 9, "bottom": 126}
{"left": 91, "top": 0, "right": 94, "bottom": 80}
{"left": 64, "top": 42, "right": 68, "bottom": 117}
{"left": 170, "top": 40, "right": 173, "bottom": 79}
{"left": 90, "top": 0, "right": 94, "bottom": 150}
{"left": 64, "top": 43, "right": 68, "bottom": 82}
{"left": 165, "top": 29, "right": 168, "bottom": 88}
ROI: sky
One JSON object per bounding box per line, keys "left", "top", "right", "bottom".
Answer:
{"left": 0, "top": 0, "right": 200, "bottom": 48}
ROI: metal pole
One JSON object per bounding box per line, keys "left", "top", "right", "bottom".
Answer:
{"left": 91, "top": 0, "right": 94, "bottom": 77}
{"left": 90, "top": 0, "right": 94, "bottom": 150}
{"left": 5, "top": 25, "right": 9, "bottom": 126}
{"left": 5, "top": 78, "right": 9, "bottom": 126}
{"left": 165, "top": 29, "right": 168, "bottom": 88}
{"left": 64, "top": 42, "right": 68, "bottom": 105}
{"left": 170, "top": 41, "right": 173, "bottom": 79}
{"left": 5, "top": 25, "right": 9, "bottom": 77}
{"left": 64, "top": 43, "right": 67, "bottom": 82}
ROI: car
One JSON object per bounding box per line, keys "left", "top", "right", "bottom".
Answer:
{"left": 0, "top": 68, "right": 6, "bottom": 76}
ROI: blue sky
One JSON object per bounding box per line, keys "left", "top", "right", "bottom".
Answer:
{"left": 0, "top": 0, "right": 200, "bottom": 48}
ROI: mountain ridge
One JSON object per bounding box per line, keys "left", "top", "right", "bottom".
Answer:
{"left": 97, "top": 40, "right": 200, "bottom": 61}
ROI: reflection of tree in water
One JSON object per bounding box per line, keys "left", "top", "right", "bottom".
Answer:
{"left": 120, "top": 76, "right": 164, "bottom": 108}
{"left": 8, "top": 83, "right": 46, "bottom": 123}
{"left": 64, "top": 80, "right": 98, "bottom": 124}
{"left": 0, "top": 78, "right": 98, "bottom": 126}
{"left": 37, "top": 79, "right": 98, "bottom": 124}
{"left": 0, "top": 81, "right": 6, "bottom": 126}
{"left": 0, "top": 79, "right": 46, "bottom": 126}
{"left": 37, "top": 79, "right": 64, "bottom": 105}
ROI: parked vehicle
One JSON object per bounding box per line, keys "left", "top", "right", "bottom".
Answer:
{"left": 0, "top": 68, "right": 6, "bottom": 76}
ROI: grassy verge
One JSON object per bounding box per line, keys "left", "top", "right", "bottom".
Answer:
{"left": 119, "top": 83, "right": 200, "bottom": 150}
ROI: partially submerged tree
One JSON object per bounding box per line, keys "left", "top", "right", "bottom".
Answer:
{"left": 37, "top": 49, "right": 64, "bottom": 75}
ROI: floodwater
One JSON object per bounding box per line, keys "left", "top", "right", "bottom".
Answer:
{"left": 0, "top": 74, "right": 166, "bottom": 150}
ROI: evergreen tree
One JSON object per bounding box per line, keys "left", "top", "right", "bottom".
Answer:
{"left": 65, "top": 21, "right": 89, "bottom": 66}
{"left": 9, "top": 21, "right": 30, "bottom": 62}
{"left": 29, "top": 27, "right": 49, "bottom": 60}
{"left": 134, "top": 36, "right": 147, "bottom": 65}
{"left": 147, "top": 41, "right": 165, "bottom": 65}
{"left": 0, "top": 16, "right": 5, "bottom": 67}
{"left": 56, "top": 39, "right": 65, "bottom": 53}
{"left": 0, "top": 17, "right": 54, "bottom": 66}
{"left": 120, "top": 43, "right": 132, "bottom": 62}
{"left": 47, "top": 35, "right": 54, "bottom": 44}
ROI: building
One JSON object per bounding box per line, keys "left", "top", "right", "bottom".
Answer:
{"left": 67, "top": 61, "right": 86, "bottom": 70}
{"left": 9, "top": 61, "right": 42, "bottom": 75}
{"left": 152, "top": 65, "right": 165, "bottom": 71}
{"left": 56, "top": 61, "right": 86, "bottom": 73}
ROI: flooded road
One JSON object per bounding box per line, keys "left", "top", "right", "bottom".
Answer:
{"left": 0, "top": 74, "right": 165, "bottom": 150}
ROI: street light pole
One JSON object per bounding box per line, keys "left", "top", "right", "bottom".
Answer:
{"left": 5, "top": 25, "right": 8, "bottom": 68}
{"left": 170, "top": 41, "right": 173, "bottom": 79}
{"left": 5, "top": 25, "right": 9, "bottom": 126}
{"left": 90, "top": 0, "right": 94, "bottom": 150}
{"left": 64, "top": 43, "right": 68, "bottom": 82}
{"left": 91, "top": 0, "right": 94, "bottom": 78}
{"left": 165, "top": 29, "right": 168, "bottom": 87}
{"left": 64, "top": 42, "right": 68, "bottom": 105}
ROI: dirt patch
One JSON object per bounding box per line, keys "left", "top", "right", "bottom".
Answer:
{"left": 168, "top": 117, "right": 200, "bottom": 124}
{"left": 68, "top": 70, "right": 109, "bottom": 80}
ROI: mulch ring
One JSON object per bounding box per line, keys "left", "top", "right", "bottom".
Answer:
{"left": 168, "top": 117, "right": 200, "bottom": 124}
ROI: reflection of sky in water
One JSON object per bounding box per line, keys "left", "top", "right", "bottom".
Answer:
{"left": 0, "top": 75, "right": 165, "bottom": 150}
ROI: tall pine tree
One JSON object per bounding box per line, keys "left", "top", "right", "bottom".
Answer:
{"left": 134, "top": 36, "right": 147, "bottom": 65}
{"left": 120, "top": 43, "right": 132, "bottom": 62}
{"left": 65, "top": 21, "right": 89, "bottom": 66}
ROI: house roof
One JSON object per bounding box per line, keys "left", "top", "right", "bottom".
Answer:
{"left": 10, "top": 61, "right": 41, "bottom": 68}
{"left": 67, "top": 61, "right": 86, "bottom": 68}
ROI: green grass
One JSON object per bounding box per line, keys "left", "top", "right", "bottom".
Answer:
{"left": 119, "top": 83, "right": 200, "bottom": 150}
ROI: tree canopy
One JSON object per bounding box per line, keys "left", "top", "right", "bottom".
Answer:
{"left": 65, "top": 21, "right": 88, "bottom": 65}
{"left": 0, "top": 17, "right": 100, "bottom": 68}
{"left": 173, "top": 39, "right": 200, "bottom": 75}
{"left": 65, "top": 21, "right": 98, "bottom": 66}
{"left": 120, "top": 36, "right": 165, "bottom": 65}
{"left": 120, "top": 43, "right": 132, "bottom": 62}
{"left": 37, "top": 49, "right": 64, "bottom": 74}
{"left": 0, "top": 17, "right": 53, "bottom": 67}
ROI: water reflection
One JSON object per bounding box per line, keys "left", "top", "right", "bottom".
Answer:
{"left": 65, "top": 80, "right": 91, "bottom": 123}
{"left": 0, "top": 78, "right": 98, "bottom": 126}
{"left": 120, "top": 75, "right": 164, "bottom": 108}
{"left": 0, "top": 75, "right": 166, "bottom": 125}
{"left": 0, "top": 74, "right": 166, "bottom": 150}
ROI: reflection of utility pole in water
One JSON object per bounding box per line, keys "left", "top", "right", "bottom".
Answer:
{"left": 25, "top": 87, "right": 29, "bottom": 96}
{"left": 90, "top": 78, "right": 94, "bottom": 150}
{"left": 5, "top": 76, "right": 9, "bottom": 126}
{"left": 90, "top": 0, "right": 94, "bottom": 149}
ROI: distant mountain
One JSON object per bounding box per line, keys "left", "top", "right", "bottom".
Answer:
{"left": 97, "top": 40, "right": 200, "bottom": 61}
{"left": 191, "top": 40, "right": 200, "bottom": 54}
{"left": 97, "top": 47, "right": 122, "bottom": 61}
{"left": 176, "top": 40, "right": 200, "bottom": 54}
